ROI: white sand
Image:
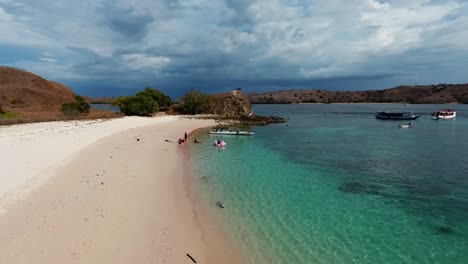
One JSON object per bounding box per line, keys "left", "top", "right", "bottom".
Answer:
{"left": 0, "top": 116, "right": 177, "bottom": 210}
{"left": 0, "top": 116, "right": 244, "bottom": 263}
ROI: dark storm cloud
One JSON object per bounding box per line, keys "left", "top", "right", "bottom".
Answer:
{"left": 1, "top": 0, "right": 468, "bottom": 97}
{"left": 101, "top": 1, "right": 154, "bottom": 40}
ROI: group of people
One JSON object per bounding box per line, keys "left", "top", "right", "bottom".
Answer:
{"left": 178, "top": 132, "right": 188, "bottom": 144}
{"left": 178, "top": 132, "right": 201, "bottom": 144}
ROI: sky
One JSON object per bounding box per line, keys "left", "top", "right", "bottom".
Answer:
{"left": 1, "top": 0, "right": 468, "bottom": 98}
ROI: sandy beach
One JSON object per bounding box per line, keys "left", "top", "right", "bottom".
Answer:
{"left": 0, "top": 116, "right": 244, "bottom": 264}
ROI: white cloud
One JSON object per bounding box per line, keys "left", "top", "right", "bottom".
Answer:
{"left": 11, "top": 60, "right": 83, "bottom": 80}
{"left": 121, "top": 53, "right": 170, "bottom": 70}
{"left": 39, "top": 57, "right": 59, "bottom": 63}
{"left": 0, "top": 6, "right": 13, "bottom": 20}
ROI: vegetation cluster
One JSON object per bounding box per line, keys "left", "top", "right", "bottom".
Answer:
{"left": 61, "top": 95, "right": 90, "bottom": 116}
{"left": 112, "top": 87, "right": 172, "bottom": 116}
{"left": 178, "top": 89, "right": 212, "bottom": 115}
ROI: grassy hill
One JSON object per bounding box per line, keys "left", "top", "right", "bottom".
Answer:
{"left": 0, "top": 66, "right": 120, "bottom": 124}
{"left": 0, "top": 66, "right": 76, "bottom": 116}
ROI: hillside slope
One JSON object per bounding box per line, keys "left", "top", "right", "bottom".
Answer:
{"left": 248, "top": 84, "right": 468, "bottom": 104}
{"left": 0, "top": 66, "right": 75, "bottom": 115}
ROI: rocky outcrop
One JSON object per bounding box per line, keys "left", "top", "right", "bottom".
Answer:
{"left": 205, "top": 89, "right": 286, "bottom": 125}
{"left": 209, "top": 89, "right": 252, "bottom": 117}
{"left": 214, "top": 115, "right": 286, "bottom": 126}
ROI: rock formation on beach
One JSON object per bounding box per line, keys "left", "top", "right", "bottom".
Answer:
{"left": 248, "top": 84, "right": 468, "bottom": 104}
{"left": 210, "top": 89, "right": 252, "bottom": 117}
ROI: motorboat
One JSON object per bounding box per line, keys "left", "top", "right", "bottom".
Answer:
{"left": 432, "top": 109, "right": 456, "bottom": 120}
{"left": 209, "top": 128, "right": 255, "bottom": 135}
{"left": 375, "top": 111, "right": 420, "bottom": 120}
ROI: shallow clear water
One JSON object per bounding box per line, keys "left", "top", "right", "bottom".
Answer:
{"left": 190, "top": 104, "right": 468, "bottom": 263}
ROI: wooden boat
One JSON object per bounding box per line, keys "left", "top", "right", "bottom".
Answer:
{"left": 209, "top": 128, "right": 255, "bottom": 135}
{"left": 375, "top": 111, "right": 420, "bottom": 120}
{"left": 432, "top": 109, "right": 456, "bottom": 120}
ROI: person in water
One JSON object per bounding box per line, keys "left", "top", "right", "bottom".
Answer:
{"left": 217, "top": 140, "right": 221, "bottom": 145}
{"left": 194, "top": 138, "right": 199, "bottom": 143}
{"left": 178, "top": 138, "right": 182, "bottom": 144}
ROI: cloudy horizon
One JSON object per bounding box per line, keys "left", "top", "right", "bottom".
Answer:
{"left": 1, "top": 0, "right": 468, "bottom": 97}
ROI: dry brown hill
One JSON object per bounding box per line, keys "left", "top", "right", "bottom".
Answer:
{"left": 248, "top": 84, "right": 468, "bottom": 104}
{"left": 0, "top": 66, "right": 75, "bottom": 115}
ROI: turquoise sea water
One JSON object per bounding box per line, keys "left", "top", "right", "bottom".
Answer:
{"left": 190, "top": 104, "right": 468, "bottom": 264}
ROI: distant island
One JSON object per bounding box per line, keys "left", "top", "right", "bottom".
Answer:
{"left": 248, "top": 84, "right": 468, "bottom": 104}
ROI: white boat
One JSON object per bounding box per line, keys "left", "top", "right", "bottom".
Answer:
{"left": 398, "top": 124, "right": 412, "bottom": 128}
{"left": 432, "top": 109, "right": 456, "bottom": 120}
{"left": 209, "top": 129, "right": 255, "bottom": 135}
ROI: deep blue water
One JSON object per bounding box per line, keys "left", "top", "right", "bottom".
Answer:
{"left": 191, "top": 104, "right": 468, "bottom": 263}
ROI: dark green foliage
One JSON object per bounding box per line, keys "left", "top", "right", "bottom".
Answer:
{"left": 113, "top": 95, "right": 158, "bottom": 116}
{"left": 112, "top": 87, "right": 170, "bottom": 116}
{"left": 62, "top": 95, "right": 90, "bottom": 115}
{"left": 136, "top": 87, "right": 172, "bottom": 108}
{"left": 179, "top": 89, "right": 209, "bottom": 114}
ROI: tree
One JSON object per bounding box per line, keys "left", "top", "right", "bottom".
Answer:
{"left": 113, "top": 95, "right": 158, "bottom": 116}
{"left": 62, "top": 95, "right": 90, "bottom": 115}
{"left": 112, "top": 87, "right": 171, "bottom": 116}
{"left": 136, "top": 87, "right": 172, "bottom": 108}
{"left": 111, "top": 96, "right": 130, "bottom": 111}
{"left": 179, "top": 89, "right": 209, "bottom": 114}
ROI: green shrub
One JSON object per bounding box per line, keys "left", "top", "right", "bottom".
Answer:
{"left": 179, "top": 89, "right": 209, "bottom": 114}
{"left": 136, "top": 87, "right": 172, "bottom": 109}
{"left": 113, "top": 95, "right": 158, "bottom": 116}
{"left": 112, "top": 87, "right": 170, "bottom": 116}
{"left": 62, "top": 95, "right": 90, "bottom": 116}
{"left": 0, "top": 112, "right": 20, "bottom": 119}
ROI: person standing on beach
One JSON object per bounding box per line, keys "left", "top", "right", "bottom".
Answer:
{"left": 184, "top": 132, "right": 188, "bottom": 142}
